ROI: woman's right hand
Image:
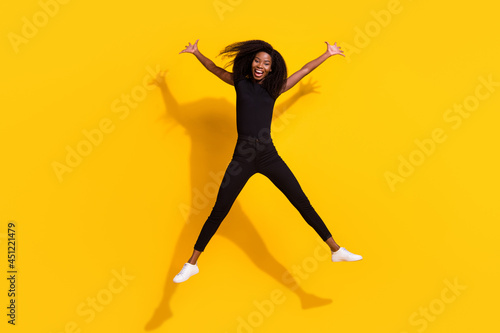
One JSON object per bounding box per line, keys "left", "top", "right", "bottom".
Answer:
{"left": 179, "top": 39, "right": 199, "bottom": 54}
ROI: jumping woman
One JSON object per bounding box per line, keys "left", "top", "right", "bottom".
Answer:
{"left": 173, "top": 39, "right": 362, "bottom": 283}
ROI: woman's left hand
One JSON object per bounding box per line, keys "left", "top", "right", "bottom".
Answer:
{"left": 325, "top": 42, "right": 345, "bottom": 57}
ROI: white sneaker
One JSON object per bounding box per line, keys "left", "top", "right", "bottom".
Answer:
{"left": 173, "top": 263, "right": 199, "bottom": 283}
{"left": 331, "top": 247, "right": 362, "bottom": 262}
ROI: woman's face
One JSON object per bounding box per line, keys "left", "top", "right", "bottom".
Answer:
{"left": 251, "top": 52, "right": 272, "bottom": 81}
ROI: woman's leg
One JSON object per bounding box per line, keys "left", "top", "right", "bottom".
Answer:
{"left": 260, "top": 155, "right": 335, "bottom": 243}
{"left": 260, "top": 153, "right": 362, "bottom": 261}
{"left": 186, "top": 249, "right": 201, "bottom": 264}
{"left": 174, "top": 158, "right": 255, "bottom": 283}
{"left": 193, "top": 158, "right": 255, "bottom": 253}
{"left": 218, "top": 203, "right": 332, "bottom": 308}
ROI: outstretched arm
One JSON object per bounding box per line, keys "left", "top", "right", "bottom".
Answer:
{"left": 179, "top": 39, "right": 234, "bottom": 86}
{"left": 281, "top": 42, "right": 344, "bottom": 94}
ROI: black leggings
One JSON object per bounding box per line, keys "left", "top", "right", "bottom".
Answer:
{"left": 194, "top": 135, "right": 333, "bottom": 252}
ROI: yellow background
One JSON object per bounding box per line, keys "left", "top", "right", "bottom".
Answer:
{"left": 1, "top": 0, "right": 499, "bottom": 332}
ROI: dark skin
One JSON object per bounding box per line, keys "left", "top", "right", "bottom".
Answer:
{"left": 179, "top": 39, "right": 344, "bottom": 264}
{"left": 251, "top": 52, "right": 272, "bottom": 82}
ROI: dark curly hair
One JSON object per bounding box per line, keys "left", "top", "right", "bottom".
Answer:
{"left": 218, "top": 40, "right": 287, "bottom": 99}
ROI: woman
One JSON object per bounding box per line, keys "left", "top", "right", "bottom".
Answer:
{"left": 174, "top": 39, "right": 362, "bottom": 283}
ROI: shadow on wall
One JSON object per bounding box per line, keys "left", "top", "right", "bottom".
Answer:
{"left": 145, "top": 71, "right": 331, "bottom": 331}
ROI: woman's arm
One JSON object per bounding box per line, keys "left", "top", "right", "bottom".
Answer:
{"left": 281, "top": 42, "right": 344, "bottom": 94}
{"left": 179, "top": 39, "right": 234, "bottom": 86}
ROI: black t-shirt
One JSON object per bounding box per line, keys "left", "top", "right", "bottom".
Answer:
{"left": 234, "top": 77, "right": 276, "bottom": 139}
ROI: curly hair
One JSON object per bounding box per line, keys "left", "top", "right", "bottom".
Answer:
{"left": 218, "top": 40, "right": 287, "bottom": 99}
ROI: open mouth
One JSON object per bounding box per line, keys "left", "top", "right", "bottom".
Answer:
{"left": 254, "top": 69, "right": 264, "bottom": 78}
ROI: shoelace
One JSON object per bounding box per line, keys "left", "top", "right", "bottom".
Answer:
{"left": 177, "top": 264, "right": 190, "bottom": 277}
